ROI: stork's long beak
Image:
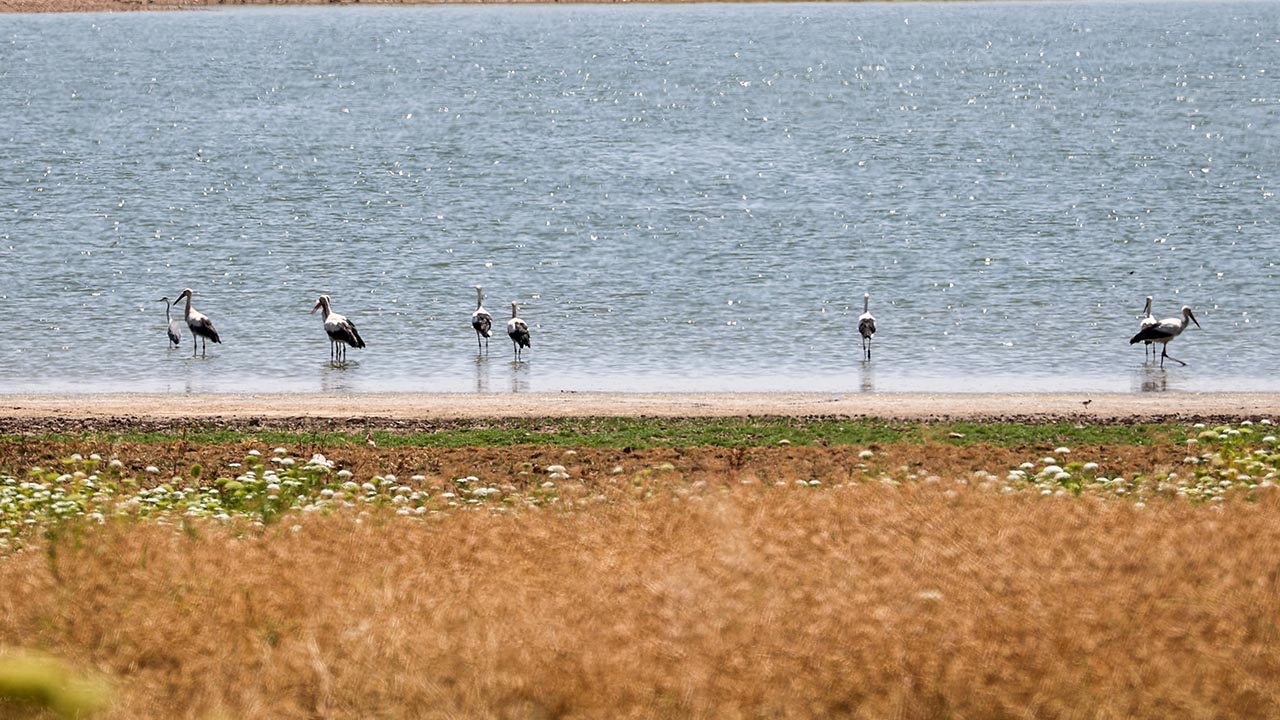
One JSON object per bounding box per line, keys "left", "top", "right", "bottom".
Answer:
{"left": 1189, "top": 311, "right": 1201, "bottom": 329}
{"left": 310, "top": 301, "right": 323, "bottom": 315}
{"left": 172, "top": 297, "right": 181, "bottom": 307}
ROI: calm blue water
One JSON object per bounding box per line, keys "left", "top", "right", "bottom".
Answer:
{"left": 0, "top": 1, "right": 1277, "bottom": 394}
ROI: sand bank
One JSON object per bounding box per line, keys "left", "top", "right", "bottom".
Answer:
{"left": 1, "top": 392, "right": 1276, "bottom": 427}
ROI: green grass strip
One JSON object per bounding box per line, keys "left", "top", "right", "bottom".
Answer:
{"left": 0, "top": 418, "right": 1184, "bottom": 450}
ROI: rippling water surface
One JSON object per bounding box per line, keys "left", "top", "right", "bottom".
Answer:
{"left": 1, "top": 1, "right": 1277, "bottom": 393}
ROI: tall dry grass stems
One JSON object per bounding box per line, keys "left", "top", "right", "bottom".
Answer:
{"left": 3, "top": 481, "right": 1280, "bottom": 718}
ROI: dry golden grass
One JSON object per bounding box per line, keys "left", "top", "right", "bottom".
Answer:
{"left": 4, "top": 477, "right": 1280, "bottom": 719}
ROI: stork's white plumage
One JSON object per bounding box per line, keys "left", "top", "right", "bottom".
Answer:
{"left": 158, "top": 296, "right": 182, "bottom": 349}
{"left": 471, "top": 286, "right": 492, "bottom": 354}
{"left": 173, "top": 288, "right": 221, "bottom": 356}
{"left": 507, "top": 301, "right": 531, "bottom": 361}
{"left": 858, "top": 293, "right": 877, "bottom": 361}
{"left": 311, "top": 294, "right": 365, "bottom": 365}
{"left": 1129, "top": 305, "right": 1200, "bottom": 367}
{"left": 1137, "top": 296, "right": 1159, "bottom": 361}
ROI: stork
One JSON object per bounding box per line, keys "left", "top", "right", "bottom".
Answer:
{"left": 858, "top": 293, "right": 876, "bottom": 361}
{"left": 1137, "top": 296, "right": 1159, "bottom": 361}
{"left": 1129, "top": 306, "right": 1200, "bottom": 368}
{"left": 311, "top": 294, "right": 366, "bottom": 365}
{"left": 158, "top": 296, "right": 182, "bottom": 349}
{"left": 471, "top": 286, "right": 492, "bottom": 354}
{"left": 507, "top": 301, "right": 531, "bottom": 361}
{"left": 173, "top": 288, "right": 221, "bottom": 356}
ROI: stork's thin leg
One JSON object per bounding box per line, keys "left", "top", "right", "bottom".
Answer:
{"left": 1163, "top": 346, "right": 1186, "bottom": 366}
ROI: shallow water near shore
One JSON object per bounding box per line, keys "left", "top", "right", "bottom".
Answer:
{"left": 1, "top": 1, "right": 1277, "bottom": 394}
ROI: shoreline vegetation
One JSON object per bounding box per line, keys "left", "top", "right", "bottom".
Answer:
{"left": 6, "top": 408, "right": 1279, "bottom": 716}
{"left": 4, "top": 416, "right": 1280, "bottom": 716}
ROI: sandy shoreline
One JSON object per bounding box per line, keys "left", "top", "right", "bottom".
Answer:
{"left": 1, "top": 392, "right": 1277, "bottom": 427}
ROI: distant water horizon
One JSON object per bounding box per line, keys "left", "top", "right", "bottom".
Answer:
{"left": 1, "top": 2, "right": 1276, "bottom": 394}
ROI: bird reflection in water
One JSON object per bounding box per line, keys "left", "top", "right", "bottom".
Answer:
{"left": 510, "top": 360, "right": 530, "bottom": 394}
{"left": 859, "top": 362, "right": 874, "bottom": 393}
{"left": 320, "top": 363, "right": 356, "bottom": 394}
{"left": 474, "top": 355, "right": 491, "bottom": 394}
{"left": 1135, "top": 367, "right": 1168, "bottom": 393}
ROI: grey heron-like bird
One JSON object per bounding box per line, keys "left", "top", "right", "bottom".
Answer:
{"left": 1137, "top": 296, "right": 1159, "bottom": 361}
{"left": 858, "top": 293, "right": 876, "bottom": 361}
{"left": 1129, "top": 305, "right": 1200, "bottom": 367}
{"left": 311, "top": 294, "right": 366, "bottom": 365}
{"left": 507, "top": 301, "right": 531, "bottom": 361}
{"left": 471, "top": 286, "right": 492, "bottom": 354}
{"left": 173, "top": 288, "right": 221, "bottom": 356}
{"left": 158, "top": 296, "right": 182, "bottom": 349}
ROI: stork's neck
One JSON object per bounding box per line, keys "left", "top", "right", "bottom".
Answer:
{"left": 863, "top": 295, "right": 869, "bottom": 313}
{"left": 319, "top": 299, "right": 332, "bottom": 320}
{"left": 183, "top": 293, "right": 194, "bottom": 318}
{"left": 511, "top": 303, "right": 519, "bottom": 319}
{"left": 476, "top": 288, "right": 484, "bottom": 310}
{"left": 165, "top": 303, "right": 172, "bottom": 323}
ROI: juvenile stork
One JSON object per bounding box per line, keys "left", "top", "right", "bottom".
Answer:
{"left": 858, "top": 293, "right": 877, "bottom": 361}
{"left": 158, "top": 296, "right": 182, "bottom": 349}
{"left": 1129, "top": 305, "right": 1200, "bottom": 368}
{"left": 311, "top": 295, "right": 366, "bottom": 365}
{"left": 1137, "top": 296, "right": 1159, "bottom": 361}
{"left": 506, "top": 301, "right": 531, "bottom": 361}
{"left": 173, "top": 288, "right": 221, "bottom": 356}
{"left": 471, "top": 286, "right": 492, "bottom": 354}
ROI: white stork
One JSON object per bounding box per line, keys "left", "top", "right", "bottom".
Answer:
{"left": 173, "top": 288, "right": 221, "bottom": 356}
{"left": 1137, "top": 296, "right": 1159, "bottom": 361}
{"left": 507, "top": 301, "right": 531, "bottom": 361}
{"left": 471, "top": 286, "right": 492, "bottom": 354}
{"left": 1129, "top": 305, "right": 1200, "bottom": 367}
{"left": 158, "top": 296, "right": 182, "bottom": 349}
{"left": 858, "top": 293, "right": 877, "bottom": 361}
{"left": 311, "top": 295, "right": 366, "bottom": 365}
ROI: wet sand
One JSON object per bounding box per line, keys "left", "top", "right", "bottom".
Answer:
{"left": 0, "top": 392, "right": 1276, "bottom": 429}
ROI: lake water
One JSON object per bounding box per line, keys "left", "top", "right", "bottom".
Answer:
{"left": 1, "top": 1, "right": 1277, "bottom": 394}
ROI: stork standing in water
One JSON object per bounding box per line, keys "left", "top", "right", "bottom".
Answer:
{"left": 858, "top": 293, "right": 877, "bottom": 361}
{"left": 1129, "top": 305, "right": 1200, "bottom": 367}
{"left": 311, "top": 294, "right": 366, "bottom": 365}
{"left": 471, "top": 286, "right": 492, "bottom": 354}
{"left": 173, "top": 288, "right": 221, "bottom": 356}
{"left": 1137, "top": 296, "right": 1159, "bottom": 361}
{"left": 507, "top": 301, "right": 531, "bottom": 361}
{"left": 158, "top": 296, "right": 182, "bottom": 349}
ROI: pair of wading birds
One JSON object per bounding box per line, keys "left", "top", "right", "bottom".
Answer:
{"left": 1130, "top": 296, "right": 1201, "bottom": 367}
{"left": 159, "top": 286, "right": 532, "bottom": 364}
